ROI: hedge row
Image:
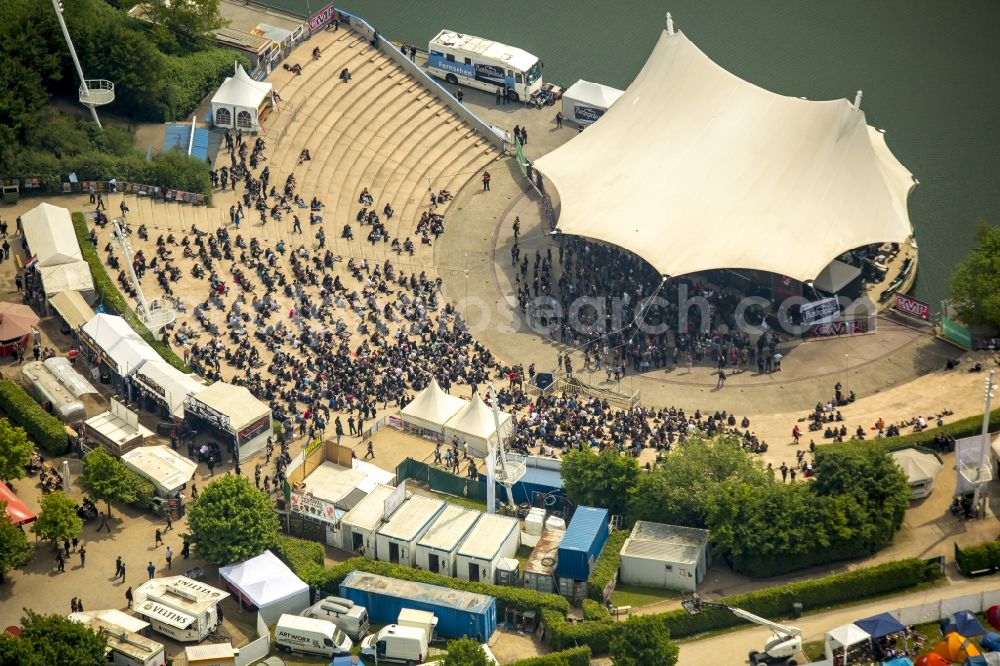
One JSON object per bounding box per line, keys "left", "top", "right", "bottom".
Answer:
{"left": 540, "top": 608, "right": 616, "bottom": 654}
{"left": 71, "top": 213, "right": 190, "bottom": 372}
{"left": 0, "top": 380, "right": 69, "bottom": 455}
{"left": 581, "top": 599, "right": 613, "bottom": 623}
{"left": 508, "top": 646, "right": 591, "bottom": 666}
{"left": 273, "top": 536, "right": 570, "bottom": 615}
{"left": 956, "top": 541, "right": 1000, "bottom": 576}
{"left": 587, "top": 529, "right": 628, "bottom": 602}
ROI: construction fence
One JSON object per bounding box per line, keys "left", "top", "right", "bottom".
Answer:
{"left": 396, "top": 457, "right": 488, "bottom": 504}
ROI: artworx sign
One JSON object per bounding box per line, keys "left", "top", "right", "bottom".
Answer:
{"left": 893, "top": 293, "right": 930, "bottom": 321}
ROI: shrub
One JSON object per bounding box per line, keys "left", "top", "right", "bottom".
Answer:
{"left": 587, "top": 530, "right": 627, "bottom": 602}
{"left": 0, "top": 380, "right": 69, "bottom": 455}
{"left": 508, "top": 646, "right": 591, "bottom": 666}
{"left": 581, "top": 599, "right": 613, "bottom": 622}
{"left": 956, "top": 541, "right": 1000, "bottom": 576}
{"left": 72, "top": 213, "right": 191, "bottom": 372}
{"left": 126, "top": 471, "right": 156, "bottom": 511}
{"left": 540, "top": 608, "right": 615, "bottom": 655}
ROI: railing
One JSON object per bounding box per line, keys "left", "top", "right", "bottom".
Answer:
{"left": 79, "top": 79, "right": 114, "bottom": 106}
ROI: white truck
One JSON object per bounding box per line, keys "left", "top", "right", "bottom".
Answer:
{"left": 397, "top": 608, "right": 438, "bottom": 643}
{"left": 300, "top": 596, "right": 370, "bottom": 640}
{"left": 274, "top": 614, "right": 352, "bottom": 658}
{"left": 360, "top": 624, "right": 429, "bottom": 665}
{"left": 426, "top": 30, "right": 543, "bottom": 102}
{"left": 682, "top": 594, "right": 802, "bottom": 666}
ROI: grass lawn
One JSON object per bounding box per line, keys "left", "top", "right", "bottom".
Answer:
{"left": 610, "top": 584, "right": 681, "bottom": 608}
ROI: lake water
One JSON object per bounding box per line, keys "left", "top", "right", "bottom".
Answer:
{"left": 333, "top": 0, "right": 1000, "bottom": 304}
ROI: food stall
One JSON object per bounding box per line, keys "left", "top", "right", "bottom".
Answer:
{"left": 183, "top": 381, "right": 272, "bottom": 461}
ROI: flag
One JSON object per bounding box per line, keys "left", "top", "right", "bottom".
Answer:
{"left": 25, "top": 255, "right": 37, "bottom": 269}
{"left": 486, "top": 446, "right": 496, "bottom": 514}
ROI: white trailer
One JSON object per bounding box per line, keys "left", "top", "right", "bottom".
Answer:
{"left": 375, "top": 495, "right": 446, "bottom": 568}
{"left": 455, "top": 513, "right": 519, "bottom": 584}
{"left": 415, "top": 505, "right": 481, "bottom": 577}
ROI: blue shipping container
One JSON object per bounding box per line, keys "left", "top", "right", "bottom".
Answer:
{"left": 339, "top": 571, "right": 497, "bottom": 641}
{"left": 557, "top": 506, "right": 609, "bottom": 580}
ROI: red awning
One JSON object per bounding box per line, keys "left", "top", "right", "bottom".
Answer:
{"left": 0, "top": 484, "right": 36, "bottom": 525}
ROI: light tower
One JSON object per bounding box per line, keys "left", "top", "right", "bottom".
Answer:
{"left": 51, "top": 0, "right": 114, "bottom": 128}
{"left": 111, "top": 218, "right": 176, "bottom": 334}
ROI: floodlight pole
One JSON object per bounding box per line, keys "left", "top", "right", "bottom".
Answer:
{"left": 973, "top": 369, "right": 996, "bottom": 511}
{"left": 50, "top": 0, "right": 102, "bottom": 128}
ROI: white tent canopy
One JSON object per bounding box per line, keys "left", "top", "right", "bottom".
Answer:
{"left": 188, "top": 381, "right": 269, "bottom": 431}
{"left": 443, "top": 393, "right": 513, "bottom": 458}
{"left": 892, "top": 448, "right": 943, "bottom": 499}
{"left": 49, "top": 290, "right": 96, "bottom": 328}
{"left": 211, "top": 64, "right": 272, "bottom": 132}
{"left": 534, "top": 28, "right": 916, "bottom": 283}
{"left": 36, "top": 261, "right": 95, "bottom": 298}
{"left": 562, "top": 79, "right": 624, "bottom": 125}
{"left": 401, "top": 380, "right": 468, "bottom": 433}
{"left": 122, "top": 445, "right": 197, "bottom": 497}
{"left": 825, "top": 623, "right": 871, "bottom": 661}
{"left": 81, "top": 314, "right": 160, "bottom": 375}
{"left": 21, "top": 203, "right": 82, "bottom": 267}
{"left": 218, "top": 550, "right": 309, "bottom": 624}
{"left": 134, "top": 360, "right": 208, "bottom": 418}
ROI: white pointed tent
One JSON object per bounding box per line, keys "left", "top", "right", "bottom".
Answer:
{"left": 891, "top": 448, "right": 943, "bottom": 499}
{"left": 80, "top": 313, "right": 160, "bottom": 376}
{"left": 401, "top": 380, "right": 468, "bottom": 433}
{"left": 211, "top": 64, "right": 273, "bottom": 132}
{"left": 443, "top": 393, "right": 513, "bottom": 458}
{"left": 218, "top": 550, "right": 309, "bottom": 624}
{"left": 20, "top": 203, "right": 95, "bottom": 299}
{"left": 534, "top": 27, "right": 916, "bottom": 283}
{"left": 561, "top": 79, "right": 625, "bottom": 126}
{"left": 825, "top": 623, "right": 872, "bottom": 662}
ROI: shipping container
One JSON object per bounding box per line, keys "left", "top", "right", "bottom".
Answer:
{"left": 339, "top": 572, "right": 496, "bottom": 641}
{"left": 524, "top": 529, "right": 565, "bottom": 594}
{"left": 455, "top": 513, "right": 519, "bottom": 584}
{"left": 556, "top": 506, "right": 609, "bottom": 581}
{"left": 337, "top": 485, "right": 395, "bottom": 555}
{"left": 415, "top": 505, "right": 481, "bottom": 577}
{"left": 375, "top": 495, "right": 446, "bottom": 568}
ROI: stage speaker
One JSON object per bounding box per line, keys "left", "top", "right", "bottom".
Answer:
{"left": 536, "top": 373, "right": 554, "bottom": 389}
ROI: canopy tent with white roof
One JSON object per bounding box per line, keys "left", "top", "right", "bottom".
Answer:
{"left": 561, "top": 79, "right": 625, "bottom": 126}
{"left": 184, "top": 381, "right": 272, "bottom": 459}
{"left": 401, "top": 379, "right": 468, "bottom": 433}
{"left": 134, "top": 359, "right": 208, "bottom": 418}
{"left": 122, "top": 445, "right": 198, "bottom": 497}
{"left": 211, "top": 63, "right": 273, "bottom": 132}
{"left": 20, "top": 203, "right": 82, "bottom": 267}
{"left": 891, "top": 448, "right": 944, "bottom": 500}
{"left": 48, "top": 290, "right": 96, "bottom": 329}
{"left": 218, "top": 549, "right": 309, "bottom": 624}
{"left": 825, "top": 623, "right": 872, "bottom": 662}
{"left": 534, "top": 23, "right": 916, "bottom": 284}
{"left": 443, "top": 392, "right": 513, "bottom": 458}
{"left": 81, "top": 313, "right": 160, "bottom": 376}
{"left": 36, "top": 262, "right": 95, "bottom": 299}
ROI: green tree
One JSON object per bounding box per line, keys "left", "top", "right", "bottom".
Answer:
{"left": 631, "top": 435, "right": 772, "bottom": 528}
{"left": 442, "top": 637, "right": 491, "bottom": 666}
{"left": 146, "top": 0, "right": 227, "bottom": 42}
{"left": 0, "top": 505, "right": 31, "bottom": 584}
{"left": 950, "top": 222, "right": 1000, "bottom": 327}
{"left": 0, "top": 418, "right": 33, "bottom": 481}
{"left": 561, "top": 448, "right": 639, "bottom": 517}
{"left": 81, "top": 447, "right": 138, "bottom": 517}
{"left": 186, "top": 475, "right": 279, "bottom": 564}
{"left": 18, "top": 609, "right": 108, "bottom": 666}
{"left": 31, "top": 491, "right": 82, "bottom": 546}
{"left": 609, "top": 615, "right": 679, "bottom": 666}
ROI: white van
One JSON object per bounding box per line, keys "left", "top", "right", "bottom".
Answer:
{"left": 301, "top": 596, "right": 370, "bottom": 640}
{"left": 360, "top": 624, "right": 428, "bottom": 664}
{"left": 275, "top": 614, "right": 352, "bottom": 658}
{"left": 397, "top": 609, "right": 438, "bottom": 643}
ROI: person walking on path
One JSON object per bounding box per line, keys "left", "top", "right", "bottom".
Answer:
{"left": 79, "top": 546, "right": 86, "bottom": 568}
{"left": 118, "top": 558, "right": 126, "bottom": 581}
{"left": 97, "top": 511, "right": 110, "bottom": 532}
{"left": 125, "top": 587, "right": 133, "bottom": 609}
{"left": 482, "top": 171, "right": 491, "bottom": 191}
{"left": 147, "top": 562, "right": 156, "bottom": 580}
{"left": 165, "top": 546, "right": 173, "bottom": 571}
{"left": 56, "top": 552, "right": 65, "bottom": 573}
{"left": 555, "top": 111, "right": 564, "bottom": 128}
{"left": 115, "top": 556, "right": 123, "bottom": 579}
{"left": 716, "top": 369, "right": 726, "bottom": 389}
{"left": 64, "top": 539, "right": 71, "bottom": 558}
{"left": 165, "top": 514, "right": 173, "bottom": 532}
{"left": 364, "top": 441, "right": 375, "bottom": 459}
{"left": 154, "top": 529, "right": 163, "bottom": 547}
{"left": 335, "top": 417, "right": 344, "bottom": 444}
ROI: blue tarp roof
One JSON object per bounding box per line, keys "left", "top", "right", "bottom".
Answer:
{"left": 560, "top": 506, "right": 608, "bottom": 552}
{"left": 521, "top": 465, "right": 562, "bottom": 490}
{"left": 941, "top": 610, "right": 986, "bottom": 637}
{"left": 855, "top": 612, "right": 906, "bottom": 638}
{"left": 163, "top": 125, "right": 209, "bottom": 161}
{"left": 881, "top": 658, "right": 913, "bottom": 666}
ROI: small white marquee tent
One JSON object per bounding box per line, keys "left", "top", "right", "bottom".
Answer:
{"left": 218, "top": 550, "right": 309, "bottom": 624}
{"left": 561, "top": 79, "right": 624, "bottom": 126}
{"left": 401, "top": 380, "right": 468, "bottom": 433}
{"left": 211, "top": 64, "right": 273, "bottom": 133}
{"left": 81, "top": 313, "right": 160, "bottom": 376}
{"left": 20, "top": 203, "right": 95, "bottom": 299}
{"left": 133, "top": 359, "right": 208, "bottom": 418}
{"left": 443, "top": 393, "right": 513, "bottom": 458}
{"left": 825, "top": 623, "right": 871, "bottom": 662}
{"left": 122, "top": 445, "right": 197, "bottom": 497}
{"left": 891, "top": 448, "right": 943, "bottom": 500}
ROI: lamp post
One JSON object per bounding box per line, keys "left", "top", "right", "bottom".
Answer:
{"left": 844, "top": 354, "right": 849, "bottom": 395}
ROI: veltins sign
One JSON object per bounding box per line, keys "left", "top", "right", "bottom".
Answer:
{"left": 893, "top": 293, "right": 930, "bottom": 321}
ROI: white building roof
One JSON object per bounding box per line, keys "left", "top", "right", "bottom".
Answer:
{"left": 218, "top": 550, "right": 307, "bottom": 608}
{"left": 134, "top": 360, "right": 208, "bottom": 418}
{"left": 189, "top": 381, "right": 270, "bottom": 431}
{"left": 300, "top": 462, "right": 367, "bottom": 505}
{"left": 341, "top": 484, "right": 395, "bottom": 533}
{"left": 84, "top": 402, "right": 155, "bottom": 445}
{"left": 212, "top": 64, "right": 272, "bottom": 109}
{"left": 184, "top": 643, "right": 236, "bottom": 661}
{"left": 377, "top": 495, "right": 445, "bottom": 542}
{"left": 81, "top": 314, "right": 159, "bottom": 375}
{"left": 418, "top": 504, "right": 481, "bottom": 552}
{"left": 457, "top": 513, "right": 518, "bottom": 561}
{"left": 621, "top": 521, "right": 710, "bottom": 565}
{"left": 36, "top": 261, "right": 94, "bottom": 296}
{"left": 71, "top": 614, "right": 163, "bottom": 662}
{"left": 432, "top": 29, "right": 537, "bottom": 72}
{"left": 121, "top": 445, "right": 198, "bottom": 497}
{"left": 401, "top": 380, "right": 468, "bottom": 431}
{"left": 69, "top": 609, "right": 149, "bottom": 634}
{"left": 534, "top": 28, "right": 916, "bottom": 283}
{"left": 20, "top": 203, "right": 82, "bottom": 267}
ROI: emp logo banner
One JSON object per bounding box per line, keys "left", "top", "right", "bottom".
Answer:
{"left": 894, "top": 293, "right": 930, "bottom": 320}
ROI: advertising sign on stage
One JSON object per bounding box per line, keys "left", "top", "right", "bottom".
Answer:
{"left": 800, "top": 297, "right": 840, "bottom": 325}
{"left": 809, "top": 318, "right": 873, "bottom": 338}
{"left": 573, "top": 105, "right": 604, "bottom": 123}
{"left": 290, "top": 491, "right": 338, "bottom": 524}
{"left": 308, "top": 2, "right": 337, "bottom": 33}
{"left": 940, "top": 316, "right": 972, "bottom": 350}
{"left": 893, "top": 293, "right": 930, "bottom": 321}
